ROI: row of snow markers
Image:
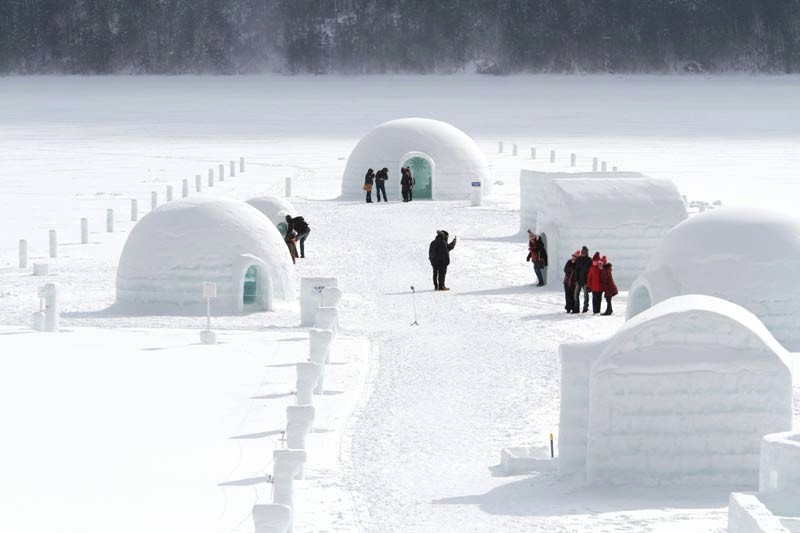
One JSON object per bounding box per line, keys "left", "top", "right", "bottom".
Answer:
{"left": 250, "top": 279, "right": 342, "bottom": 533}
{"left": 19, "top": 157, "right": 244, "bottom": 334}
{"left": 499, "top": 141, "right": 618, "bottom": 172}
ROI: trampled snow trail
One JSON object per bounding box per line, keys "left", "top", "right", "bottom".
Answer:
{"left": 299, "top": 198, "right": 728, "bottom": 532}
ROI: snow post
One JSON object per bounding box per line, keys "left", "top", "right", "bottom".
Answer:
{"left": 131, "top": 199, "right": 138, "bottom": 221}
{"left": 106, "top": 209, "right": 114, "bottom": 232}
{"left": 592, "top": 157, "right": 598, "bottom": 172}
{"left": 531, "top": 147, "right": 536, "bottom": 159}
{"left": 166, "top": 185, "right": 173, "bottom": 202}
{"left": 295, "top": 362, "right": 322, "bottom": 405}
{"left": 272, "top": 448, "right": 307, "bottom": 533}
{"left": 512, "top": 143, "right": 518, "bottom": 156}
{"left": 570, "top": 153, "right": 576, "bottom": 167}
{"left": 309, "top": 328, "right": 333, "bottom": 393}
{"left": 19, "top": 239, "right": 27, "bottom": 269}
{"left": 195, "top": 174, "right": 202, "bottom": 192}
{"left": 601, "top": 161, "right": 607, "bottom": 172}
{"left": 285, "top": 177, "right": 291, "bottom": 198}
{"left": 208, "top": 168, "right": 214, "bottom": 187}
{"left": 219, "top": 163, "right": 225, "bottom": 181}
{"left": 182, "top": 179, "right": 189, "bottom": 198}
{"left": 550, "top": 150, "right": 556, "bottom": 163}
{"left": 80, "top": 218, "right": 88, "bottom": 244}
{"left": 230, "top": 160, "right": 235, "bottom": 177}
{"left": 240, "top": 157, "right": 245, "bottom": 173}
{"left": 315, "top": 307, "right": 339, "bottom": 337}
{"left": 32, "top": 263, "right": 48, "bottom": 276}
{"left": 48, "top": 229, "right": 57, "bottom": 258}
{"left": 286, "top": 405, "right": 315, "bottom": 451}
{"left": 498, "top": 141, "right": 504, "bottom": 153}
{"left": 151, "top": 191, "right": 158, "bottom": 210}
{"left": 252, "top": 504, "right": 292, "bottom": 533}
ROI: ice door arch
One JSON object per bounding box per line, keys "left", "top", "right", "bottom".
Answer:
{"left": 400, "top": 152, "right": 434, "bottom": 200}
{"left": 237, "top": 256, "right": 274, "bottom": 312}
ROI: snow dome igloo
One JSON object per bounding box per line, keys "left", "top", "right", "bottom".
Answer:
{"left": 559, "top": 295, "right": 793, "bottom": 487}
{"left": 341, "top": 118, "right": 491, "bottom": 201}
{"left": 116, "top": 197, "right": 295, "bottom": 314}
{"left": 246, "top": 196, "right": 298, "bottom": 236}
{"left": 627, "top": 207, "right": 800, "bottom": 350}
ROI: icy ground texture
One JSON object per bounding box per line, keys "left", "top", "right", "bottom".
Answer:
{"left": 629, "top": 207, "right": 800, "bottom": 351}
{"left": 116, "top": 197, "right": 295, "bottom": 314}
{"left": 0, "top": 327, "right": 369, "bottom": 533}
{"left": 1, "top": 75, "right": 800, "bottom": 532}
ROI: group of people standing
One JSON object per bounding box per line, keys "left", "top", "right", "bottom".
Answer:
{"left": 562, "top": 246, "right": 618, "bottom": 315}
{"left": 363, "top": 166, "right": 416, "bottom": 203}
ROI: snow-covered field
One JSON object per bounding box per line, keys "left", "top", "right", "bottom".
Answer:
{"left": 1, "top": 74, "right": 799, "bottom": 532}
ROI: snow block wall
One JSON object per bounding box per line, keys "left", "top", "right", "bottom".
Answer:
{"left": 759, "top": 432, "right": 800, "bottom": 493}
{"left": 628, "top": 207, "right": 800, "bottom": 351}
{"left": 528, "top": 174, "right": 687, "bottom": 289}
{"left": 559, "top": 295, "right": 793, "bottom": 487}
{"left": 116, "top": 197, "right": 295, "bottom": 314}
{"left": 341, "top": 118, "right": 491, "bottom": 201}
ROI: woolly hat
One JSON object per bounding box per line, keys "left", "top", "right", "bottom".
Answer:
{"left": 572, "top": 250, "right": 580, "bottom": 257}
{"left": 592, "top": 251, "right": 601, "bottom": 260}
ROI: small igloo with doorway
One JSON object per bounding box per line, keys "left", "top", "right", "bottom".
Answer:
{"left": 116, "top": 197, "right": 295, "bottom": 314}
{"left": 559, "top": 295, "right": 793, "bottom": 488}
{"left": 533, "top": 174, "right": 687, "bottom": 288}
{"left": 341, "top": 118, "right": 491, "bottom": 201}
{"left": 627, "top": 207, "right": 800, "bottom": 351}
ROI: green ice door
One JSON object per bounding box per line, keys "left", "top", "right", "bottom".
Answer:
{"left": 404, "top": 156, "right": 432, "bottom": 199}
{"left": 243, "top": 265, "right": 258, "bottom": 305}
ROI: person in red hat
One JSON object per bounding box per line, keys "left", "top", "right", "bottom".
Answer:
{"left": 587, "top": 251, "right": 604, "bottom": 314}
{"left": 563, "top": 250, "right": 580, "bottom": 313}
{"left": 600, "top": 258, "right": 619, "bottom": 315}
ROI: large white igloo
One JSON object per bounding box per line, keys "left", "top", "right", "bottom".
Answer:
{"left": 559, "top": 295, "right": 793, "bottom": 488}
{"left": 341, "top": 117, "right": 491, "bottom": 201}
{"left": 116, "top": 197, "right": 295, "bottom": 314}
{"left": 627, "top": 207, "right": 800, "bottom": 350}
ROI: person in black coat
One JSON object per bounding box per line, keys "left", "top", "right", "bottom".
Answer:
{"left": 428, "top": 230, "right": 457, "bottom": 291}
{"left": 572, "top": 245, "right": 591, "bottom": 313}
{"left": 563, "top": 251, "right": 578, "bottom": 313}
{"left": 375, "top": 167, "right": 389, "bottom": 202}
{"left": 285, "top": 215, "right": 311, "bottom": 258}
{"left": 364, "top": 168, "right": 375, "bottom": 203}
{"left": 401, "top": 167, "right": 414, "bottom": 202}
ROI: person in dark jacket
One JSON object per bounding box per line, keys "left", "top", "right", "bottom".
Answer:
{"left": 563, "top": 250, "right": 579, "bottom": 313}
{"left": 600, "top": 259, "right": 619, "bottom": 315}
{"left": 375, "top": 167, "right": 389, "bottom": 202}
{"left": 587, "top": 252, "right": 604, "bottom": 314}
{"left": 364, "top": 168, "right": 375, "bottom": 203}
{"left": 526, "top": 230, "right": 548, "bottom": 286}
{"left": 285, "top": 215, "right": 310, "bottom": 258}
{"left": 572, "top": 246, "right": 591, "bottom": 313}
{"left": 401, "top": 167, "right": 414, "bottom": 202}
{"left": 428, "top": 230, "right": 457, "bottom": 290}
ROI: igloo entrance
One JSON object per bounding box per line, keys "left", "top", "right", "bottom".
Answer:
{"left": 401, "top": 153, "right": 434, "bottom": 199}
{"left": 243, "top": 265, "right": 259, "bottom": 305}
{"left": 628, "top": 285, "right": 652, "bottom": 318}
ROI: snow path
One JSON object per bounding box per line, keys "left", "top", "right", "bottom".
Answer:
{"left": 294, "top": 199, "right": 730, "bottom": 532}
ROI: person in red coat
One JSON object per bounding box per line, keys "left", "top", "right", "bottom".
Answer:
{"left": 587, "top": 251, "right": 604, "bottom": 314}
{"left": 600, "top": 259, "right": 619, "bottom": 315}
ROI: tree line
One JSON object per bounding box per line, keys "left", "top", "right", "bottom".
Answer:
{"left": 1, "top": 0, "right": 798, "bottom": 74}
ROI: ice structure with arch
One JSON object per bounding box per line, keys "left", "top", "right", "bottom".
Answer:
{"left": 341, "top": 117, "right": 491, "bottom": 201}
{"left": 627, "top": 207, "right": 800, "bottom": 351}
{"left": 116, "top": 197, "right": 295, "bottom": 314}
{"left": 559, "top": 295, "right": 793, "bottom": 487}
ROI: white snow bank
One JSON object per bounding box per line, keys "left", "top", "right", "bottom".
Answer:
{"left": 116, "top": 197, "right": 295, "bottom": 314}
{"left": 341, "top": 117, "right": 491, "bottom": 200}
{"left": 628, "top": 206, "right": 800, "bottom": 351}
{"left": 559, "top": 295, "right": 793, "bottom": 487}
{"left": 530, "top": 174, "right": 687, "bottom": 288}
